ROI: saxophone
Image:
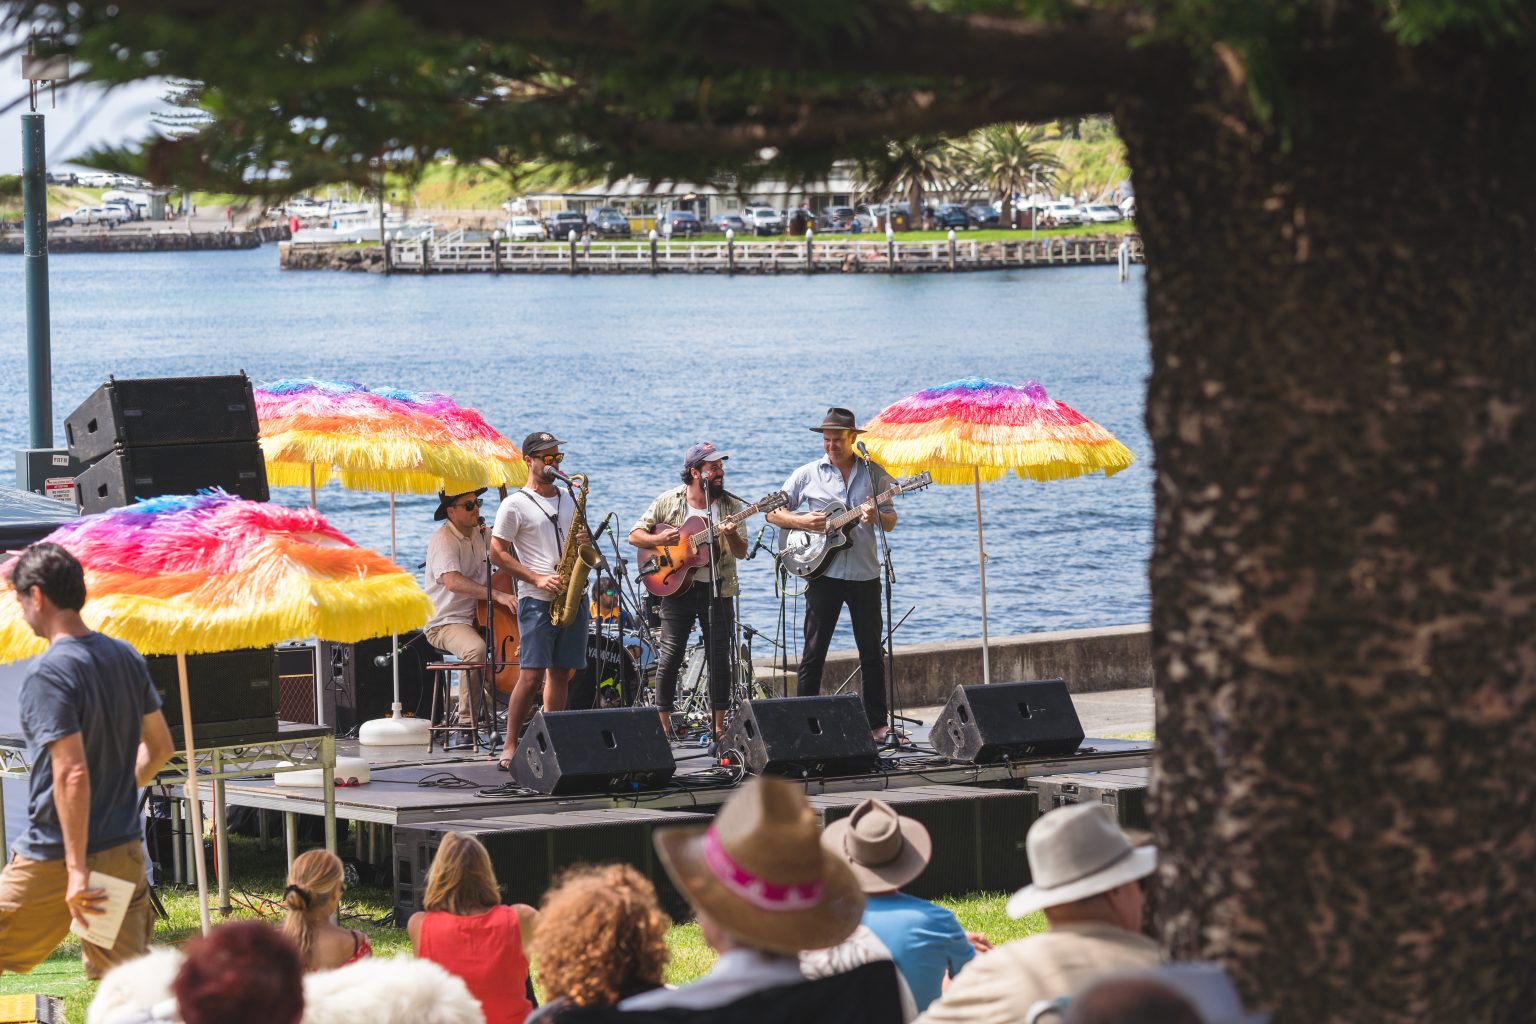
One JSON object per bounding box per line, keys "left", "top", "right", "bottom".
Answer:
{"left": 550, "top": 473, "right": 601, "bottom": 628}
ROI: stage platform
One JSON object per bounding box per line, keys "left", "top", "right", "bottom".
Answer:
{"left": 220, "top": 734, "right": 1154, "bottom": 827}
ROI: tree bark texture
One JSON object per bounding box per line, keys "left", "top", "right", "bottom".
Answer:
{"left": 1116, "top": 30, "right": 1536, "bottom": 1023}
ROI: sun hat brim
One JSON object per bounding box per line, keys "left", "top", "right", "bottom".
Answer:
{"left": 1005, "top": 846, "right": 1157, "bottom": 918}
{"left": 654, "top": 824, "right": 866, "bottom": 954}
{"left": 821, "top": 815, "right": 932, "bottom": 893}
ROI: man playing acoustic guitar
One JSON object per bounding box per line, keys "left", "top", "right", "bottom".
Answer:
{"left": 766, "top": 408, "right": 898, "bottom": 743}
{"left": 628, "top": 442, "right": 747, "bottom": 747}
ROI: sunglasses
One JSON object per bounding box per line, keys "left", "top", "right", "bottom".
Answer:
{"left": 536, "top": 452, "right": 565, "bottom": 465}
{"left": 454, "top": 499, "right": 483, "bottom": 510}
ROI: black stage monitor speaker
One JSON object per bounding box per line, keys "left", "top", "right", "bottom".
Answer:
{"left": 74, "top": 441, "right": 269, "bottom": 513}
{"left": 65, "top": 374, "right": 259, "bottom": 463}
{"left": 145, "top": 647, "right": 280, "bottom": 743}
{"left": 723, "top": 695, "right": 879, "bottom": 778}
{"left": 512, "top": 708, "right": 676, "bottom": 795}
{"left": 930, "top": 679, "right": 1084, "bottom": 763}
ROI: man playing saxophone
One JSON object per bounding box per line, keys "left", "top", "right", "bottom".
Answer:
{"left": 489, "top": 431, "right": 590, "bottom": 765}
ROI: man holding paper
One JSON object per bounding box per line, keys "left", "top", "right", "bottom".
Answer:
{"left": 0, "top": 543, "right": 174, "bottom": 977}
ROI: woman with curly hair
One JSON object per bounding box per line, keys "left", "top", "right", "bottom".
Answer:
{"left": 526, "top": 863, "right": 671, "bottom": 1022}
{"left": 281, "top": 849, "right": 372, "bottom": 971}
{"left": 408, "top": 832, "right": 538, "bottom": 1024}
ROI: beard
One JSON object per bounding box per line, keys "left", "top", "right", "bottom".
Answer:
{"left": 704, "top": 475, "right": 725, "bottom": 499}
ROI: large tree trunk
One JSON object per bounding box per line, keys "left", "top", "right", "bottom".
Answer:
{"left": 1115, "top": 27, "right": 1536, "bottom": 1023}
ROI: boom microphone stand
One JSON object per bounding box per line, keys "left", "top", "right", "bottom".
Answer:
{"left": 856, "top": 443, "right": 908, "bottom": 747}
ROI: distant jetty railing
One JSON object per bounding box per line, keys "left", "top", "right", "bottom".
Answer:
{"left": 279, "top": 235, "right": 1144, "bottom": 275}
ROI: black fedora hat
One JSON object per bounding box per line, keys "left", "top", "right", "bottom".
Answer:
{"left": 434, "top": 487, "right": 488, "bottom": 521}
{"left": 809, "top": 407, "right": 866, "bottom": 434}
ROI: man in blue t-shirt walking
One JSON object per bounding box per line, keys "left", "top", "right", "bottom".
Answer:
{"left": 822, "top": 797, "right": 991, "bottom": 1012}
{"left": 0, "top": 543, "right": 173, "bottom": 977}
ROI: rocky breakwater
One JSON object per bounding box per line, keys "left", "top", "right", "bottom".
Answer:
{"left": 280, "top": 242, "right": 387, "bottom": 272}
{"left": 0, "top": 225, "right": 290, "bottom": 254}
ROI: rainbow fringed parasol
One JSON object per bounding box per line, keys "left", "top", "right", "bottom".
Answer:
{"left": 861, "top": 378, "right": 1135, "bottom": 682}
{"left": 0, "top": 490, "right": 432, "bottom": 934}
{"left": 255, "top": 378, "right": 528, "bottom": 497}
{"left": 860, "top": 378, "right": 1135, "bottom": 485}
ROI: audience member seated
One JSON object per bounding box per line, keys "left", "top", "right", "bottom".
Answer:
{"left": 1083, "top": 963, "right": 1271, "bottom": 1024}
{"left": 93, "top": 922, "right": 305, "bottom": 1024}
{"left": 282, "top": 849, "right": 373, "bottom": 971}
{"left": 526, "top": 863, "right": 671, "bottom": 1021}
{"left": 914, "top": 804, "right": 1160, "bottom": 1024}
{"left": 800, "top": 923, "right": 917, "bottom": 1021}
{"left": 1062, "top": 976, "right": 1202, "bottom": 1024}
{"left": 617, "top": 777, "right": 901, "bottom": 1023}
{"left": 409, "top": 833, "right": 539, "bottom": 1024}
{"left": 821, "top": 798, "right": 985, "bottom": 1011}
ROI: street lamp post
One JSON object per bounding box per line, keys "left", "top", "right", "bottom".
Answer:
{"left": 20, "top": 46, "right": 67, "bottom": 450}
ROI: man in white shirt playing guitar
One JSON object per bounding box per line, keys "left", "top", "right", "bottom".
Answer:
{"left": 767, "top": 408, "right": 898, "bottom": 743}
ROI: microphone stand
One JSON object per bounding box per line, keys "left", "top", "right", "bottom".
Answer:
{"left": 478, "top": 517, "right": 500, "bottom": 751}
{"left": 858, "top": 447, "right": 906, "bottom": 747}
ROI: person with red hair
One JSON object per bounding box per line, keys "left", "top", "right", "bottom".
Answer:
{"left": 100, "top": 921, "right": 304, "bottom": 1024}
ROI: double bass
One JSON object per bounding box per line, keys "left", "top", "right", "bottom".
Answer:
{"left": 474, "top": 570, "right": 520, "bottom": 694}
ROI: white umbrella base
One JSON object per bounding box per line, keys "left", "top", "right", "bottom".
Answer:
{"left": 357, "top": 714, "right": 432, "bottom": 746}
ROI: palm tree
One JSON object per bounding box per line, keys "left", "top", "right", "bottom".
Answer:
{"left": 854, "top": 136, "right": 957, "bottom": 231}
{"left": 959, "top": 123, "right": 1061, "bottom": 229}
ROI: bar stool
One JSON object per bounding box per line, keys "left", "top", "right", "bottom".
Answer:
{"left": 425, "top": 660, "right": 498, "bottom": 753}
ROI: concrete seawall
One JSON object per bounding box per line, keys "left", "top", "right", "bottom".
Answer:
{"left": 0, "top": 225, "right": 290, "bottom": 254}
{"left": 756, "top": 622, "right": 1152, "bottom": 707}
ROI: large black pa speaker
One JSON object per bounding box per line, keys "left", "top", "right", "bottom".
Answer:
{"left": 145, "top": 647, "right": 280, "bottom": 743}
{"left": 512, "top": 708, "right": 675, "bottom": 795}
{"left": 64, "top": 374, "right": 259, "bottom": 463}
{"left": 930, "top": 679, "right": 1084, "bottom": 763}
{"left": 73, "top": 441, "right": 269, "bottom": 513}
{"left": 722, "top": 695, "right": 879, "bottom": 778}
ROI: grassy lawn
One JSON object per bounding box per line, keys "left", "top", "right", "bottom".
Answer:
{"left": 0, "top": 835, "right": 1047, "bottom": 1024}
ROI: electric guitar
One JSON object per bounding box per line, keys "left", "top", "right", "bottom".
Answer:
{"left": 637, "top": 491, "right": 790, "bottom": 597}
{"left": 778, "top": 472, "right": 932, "bottom": 579}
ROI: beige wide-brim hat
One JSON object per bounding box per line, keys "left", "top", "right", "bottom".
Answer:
{"left": 654, "top": 776, "right": 866, "bottom": 954}
{"left": 822, "top": 798, "right": 933, "bottom": 893}
{"left": 1006, "top": 803, "right": 1157, "bottom": 918}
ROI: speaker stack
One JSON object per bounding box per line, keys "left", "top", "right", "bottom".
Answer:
{"left": 64, "top": 373, "right": 267, "bottom": 513}
{"left": 145, "top": 647, "right": 280, "bottom": 744}
{"left": 929, "top": 679, "right": 1085, "bottom": 763}
{"left": 721, "top": 695, "right": 880, "bottom": 778}
{"left": 511, "top": 708, "right": 676, "bottom": 795}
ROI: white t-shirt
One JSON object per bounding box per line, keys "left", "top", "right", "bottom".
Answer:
{"left": 423, "top": 521, "right": 489, "bottom": 630}
{"left": 492, "top": 485, "right": 575, "bottom": 602}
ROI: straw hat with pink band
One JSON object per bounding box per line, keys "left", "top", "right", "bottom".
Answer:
{"left": 653, "top": 776, "right": 866, "bottom": 954}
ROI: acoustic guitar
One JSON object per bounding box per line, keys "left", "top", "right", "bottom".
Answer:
{"left": 637, "top": 491, "right": 789, "bottom": 597}
{"left": 778, "top": 472, "right": 932, "bottom": 579}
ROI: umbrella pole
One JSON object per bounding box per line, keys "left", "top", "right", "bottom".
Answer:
{"left": 974, "top": 466, "right": 991, "bottom": 685}
{"left": 390, "top": 492, "right": 401, "bottom": 718}
{"left": 309, "top": 463, "right": 317, "bottom": 509}
{"left": 177, "top": 652, "right": 212, "bottom": 935}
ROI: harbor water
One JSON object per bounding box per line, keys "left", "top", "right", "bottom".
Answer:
{"left": 0, "top": 247, "right": 1152, "bottom": 652}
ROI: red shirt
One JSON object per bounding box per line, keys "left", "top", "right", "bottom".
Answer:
{"left": 417, "top": 905, "right": 532, "bottom": 1024}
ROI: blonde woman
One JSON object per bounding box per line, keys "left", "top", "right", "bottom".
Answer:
{"left": 281, "top": 850, "right": 373, "bottom": 972}
{"left": 408, "top": 833, "right": 538, "bottom": 1024}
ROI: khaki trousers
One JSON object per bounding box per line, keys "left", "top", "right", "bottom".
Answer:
{"left": 0, "top": 839, "right": 152, "bottom": 978}
{"left": 424, "top": 622, "right": 493, "bottom": 727}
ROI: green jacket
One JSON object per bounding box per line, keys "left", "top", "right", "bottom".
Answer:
{"left": 630, "top": 486, "right": 746, "bottom": 597}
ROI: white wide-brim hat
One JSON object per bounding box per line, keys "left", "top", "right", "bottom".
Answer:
{"left": 1006, "top": 803, "right": 1157, "bottom": 918}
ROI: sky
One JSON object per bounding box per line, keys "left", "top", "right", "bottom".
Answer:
{"left": 1, "top": 42, "right": 165, "bottom": 173}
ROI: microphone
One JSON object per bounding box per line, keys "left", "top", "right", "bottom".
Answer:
{"left": 592, "top": 513, "right": 614, "bottom": 546}
{"left": 372, "top": 651, "right": 393, "bottom": 668}
{"left": 545, "top": 465, "right": 576, "bottom": 485}
{"left": 747, "top": 525, "right": 770, "bottom": 561}
{"left": 856, "top": 440, "right": 873, "bottom": 461}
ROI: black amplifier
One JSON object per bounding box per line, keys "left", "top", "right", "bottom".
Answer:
{"left": 145, "top": 647, "right": 279, "bottom": 743}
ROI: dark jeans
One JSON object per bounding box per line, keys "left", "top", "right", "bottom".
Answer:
{"left": 798, "top": 576, "right": 887, "bottom": 729}
{"left": 655, "top": 584, "right": 735, "bottom": 712}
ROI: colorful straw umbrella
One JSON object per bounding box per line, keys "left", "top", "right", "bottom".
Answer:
{"left": 861, "top": 378, "right": 1135, "bottom": 683}
{"left": 0, "top": 490, "right": 433, "bottom": 934}
{"left": 255, "top": 379, "right": 527, "bottom": 743}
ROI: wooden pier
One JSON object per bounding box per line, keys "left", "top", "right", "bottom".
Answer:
{"left": 280, "top": 233, "right": 1144, "bottom": 275}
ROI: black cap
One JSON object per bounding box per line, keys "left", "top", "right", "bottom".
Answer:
{"left": 434, "top": 487, "right": 488, "bottom": 521}
{"left": 522, "top": 431, "right": 564, "bottom": 455}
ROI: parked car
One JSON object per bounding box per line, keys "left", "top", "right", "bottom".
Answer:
{"left": 588, "top": 207, "right": 632, "bottom": 238}
{"left": 817, "top": 206, "right": 858, "bottom": 231}
{"left": 504, "top": 216, "right": 547, "bottom": 241}
{"left": 742, "top": 206, "right": 783, "bottom": 236}
{"left": 1119, "top": 196, "right": 1137, "bottom": 219}
{"left": 715, "top": 213, "right": 749, "bottom": 234}
{"left": 966, "top": 204, "right": 1001, "bottom": 228}
{"left": 102, "top": 200, "right": 139, "bottom": 222}
{"left": 932, "top": 204, "right": 972, "bottom": 230}
{"left": 1081, "top": 203, "right": 1124, "bottom": 224}
{"left": 73, "top": 171, "right": 116, "bottom": 188}
{"left": 1038, "top": 201, "right": 1084, "bottom": 226}
{"left": 59, "top": 205, "right": 128, "bottom": 226}
{"left": 661, "top": 209, "right": 703, "bottom": 237}
{"left": 853, "top": 204, "right": 877, "bottom": 232}
{"left": 543, "top": 210, "right": 587, "bottom": 239}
